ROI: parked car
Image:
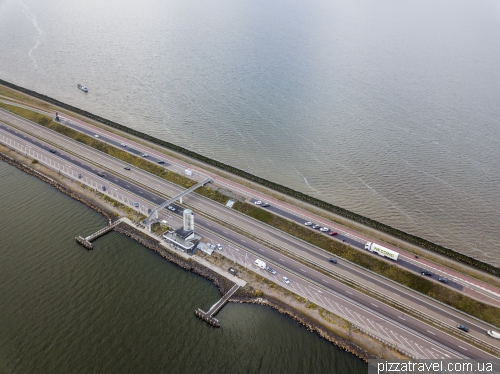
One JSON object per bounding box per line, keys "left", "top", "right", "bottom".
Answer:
{"left": 328, "top": 231, "right": 338, "bottom": 236}
{"left": 94, "top": 134, "right": 99, "bottom": 138}
{"left": 120, "top": 143, "right": 126, "bottom": 146}
{"left": 157, "top": 160, "right": 165, "bottom": 164}
{"left": 438, "top": 277, "right": 448, "bottom": 283}
{"left": 304, "top": 222, "right": 313, "bottom": 226}
{"left": 320, "top": 227, "right": 329, "bottom": 232}
{"left": 77, "top": 173, "right": 82, "bottom": 179}
{"left": 228, "top": 268, "right": 237, "bottom": 276}
{"left": 254, "top": 200, "right": 262, "bottom": 205}
{"left": 261, "top": 203, "right": 270, "bottom": 207}
{"left": 457, "top": 324, "right": 469, "bottom": 332}
{"left": 216, "top": 243, "right": 223, "bottom": 250}
{"left": 49, "top": 149, "right": 56, "bottom": 153}
{"left": 102, "top": 186, "right": 106, "bottom": 191}
{"left": 142, "top": 154, "right": 149, "bottom": 157}
{"left": 282, "top": 276, "right": 290, "bottom": 284}
{"left": 328, "top": 258, "right": 337, "bottom": 264}
{"left": 124, "top": 167, "right": 131, "bottom": 170}
{"left": 421, "top": 270, "right": 432, "bottom": 276}
{"left": 312, "top": 224, "right": 321, "bottom": 229}
{"left": 266, "top": 266, "right": 277, "bottom": 275}
{"left": 134, "top": 202, "right": 139, "bottom": 207}
{"left": 487, "top": 330, "right": 500, "bottom": 339}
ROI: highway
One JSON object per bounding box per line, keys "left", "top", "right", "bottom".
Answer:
{"left": 1, "top": 109, "right": 499, "bottom": 360}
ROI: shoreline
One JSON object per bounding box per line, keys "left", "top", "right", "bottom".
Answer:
{"left": 0, "top": 148, "right": 391, "bottom": 362}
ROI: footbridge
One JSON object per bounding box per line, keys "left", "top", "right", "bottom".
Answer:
{"left": 142, "top": 178, "right": 212, "bottom": 230}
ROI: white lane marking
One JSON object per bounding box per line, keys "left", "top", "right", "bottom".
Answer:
{"left": 458, "top": 346, "right": 467, "bottom": 351}
{"left": 371, "top": 303, "right": 378, "bottom": 308}
{"left": 398, "top": 316, "right": 406, "bottom": 321}
{"left": 345, "top": 290, "right": 352, "bottom": 295}
{"left": 300, "top": 268, "right": 307, "bottom": 272}
{"left": 427, "top": 330, "right": 435, "bottom": 335}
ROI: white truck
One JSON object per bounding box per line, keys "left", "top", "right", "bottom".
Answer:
{"left": 365, "top": 242, "right": 399, "bottom": 261}
{"left": 254, "top": 259, "right": 266, "bottom": 269}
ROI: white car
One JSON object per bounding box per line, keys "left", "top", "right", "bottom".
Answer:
{"left": 254, "top": 200, "right": 262, "bottom": 205}
{"left": 304, "top": 222, "right": 313, "bottom": 226}
{"left": 142, "top": 154, "right": 149, "bottom": 157}
{"left": 216, "top": 243, "right": 223, "bottom": 250}
{"left": 487, "top": 330, "right": 500, "bottom": 339}
{"left": 94, "top": 134, "right": 99, "bottom": 138}
{"left": 120, "top": 143, "right": 126, "bottom": 146}
{"left": 320, "top": 227, "right": 329, "bottom": 232}
{"left": 282, "top": 276, "right": 290, "bottom": 284}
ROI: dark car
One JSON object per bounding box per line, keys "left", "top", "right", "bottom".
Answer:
{"left": 266, "top": 266, "right": 277, "bottom": 274}
{"left": 49, "top": 149, "right": 56, "bottom": 153}
{"left": 77, "top": 173, "right": 82, "bottom": 179}
{"left": 457, "top": 324, "right": 469, "bottom": 332}
{"left": 228, "top": 268, "right": 237, "bottom": 276}
{"left": 421, "top": 270, "right": 432, "bottom": 276}
{"left": 328, "top": 258, "right": 337, "bottom": 264}
{"left": 97, "top": 171, "right": 105, "bottom": 177}
{"left": 102, "top": 186, "right": 106, "bottom": 191}
{"left": 438, "top": 277, "right": 448, "bottom": 283}
{"left": 157, "top": 160, "right": 165, "bottom": 164}
{"left": 261, "top": 203, "right": 270, "bottom": 207}
{"left": 124, "top": 167, "right": 131, "bottom": 170}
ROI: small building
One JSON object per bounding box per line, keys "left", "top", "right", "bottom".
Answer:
{"left": 162, "top": 208, "right": 199, "bottom": 252}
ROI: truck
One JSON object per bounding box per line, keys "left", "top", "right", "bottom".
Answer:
{"left": 364, "top": 242, "right": 399, "bottom": 261}
{"left": 254, "top": 259, "right": 266, "bottom": 269}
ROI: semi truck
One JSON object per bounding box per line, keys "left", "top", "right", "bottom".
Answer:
{"left": 364, "top": 242, "right": 399, "bottom": 261}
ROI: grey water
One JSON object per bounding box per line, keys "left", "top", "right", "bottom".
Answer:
{"left": 1, "top": 0, "right": 499, "bottom": 265}
{"left": 0, "top": 161, "right": 366, "bottom": 372}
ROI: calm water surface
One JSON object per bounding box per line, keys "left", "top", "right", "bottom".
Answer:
{"left": 0, "top": 0, "right": 499, "bottom": 265}
{"left": 0, "top": 161, "right": 366, "bottom": 373}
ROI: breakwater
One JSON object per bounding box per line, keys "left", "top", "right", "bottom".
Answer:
{"left": 1, "top": 79, "right": 498, "bottom": 276}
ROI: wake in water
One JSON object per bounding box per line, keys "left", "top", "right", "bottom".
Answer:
{"left": 19, "top": 0, "right": 44, "bottom": 70}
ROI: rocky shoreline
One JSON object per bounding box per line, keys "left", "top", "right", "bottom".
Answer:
{"left": 1, "top": 149, "right": 376, "bottom": 362}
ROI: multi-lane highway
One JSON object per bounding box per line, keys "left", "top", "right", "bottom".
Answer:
{"left": 1, "top": 107, "right": 499, "bottom": 360}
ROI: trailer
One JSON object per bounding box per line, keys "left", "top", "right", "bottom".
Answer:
{"left": 364, "top": 242, "right": 399, "bottom": 261}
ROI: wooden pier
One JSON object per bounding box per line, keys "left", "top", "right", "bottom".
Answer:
{"left": 75, "top": 219, "right": 122, "bottom": 250}
{"left": 195, "top": 284, "right": 240, "bottom": 328}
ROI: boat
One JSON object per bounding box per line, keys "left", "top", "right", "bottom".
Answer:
{"left": 77, "top": 84, "right": 88, "bottom": 92}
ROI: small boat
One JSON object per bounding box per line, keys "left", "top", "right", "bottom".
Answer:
{"left": 77, "top": 84, "right": 88, "bottom": 92}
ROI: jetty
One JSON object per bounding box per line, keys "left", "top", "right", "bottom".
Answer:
{"left": 195, "top": 283, "right": 240, "bottom": 328}
{"left": 75, "top": 218, "right": 123, "bottom": 250}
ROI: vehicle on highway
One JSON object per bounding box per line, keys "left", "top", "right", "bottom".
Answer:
{"left": 328, "top": 258, "right": 337, "bottom": 264}
{"left": 167, "top": 205, "right": 176, "bottom": 212}
{"left": 94, "top": 134, "right": 99, "bottom": 138}
{"left": 304, "top": 222, "right": 313, "bottom": 226}
{"left": 328, "top": 231, "right": 338, "bottom": 236}
{"left": 124, "top": 167, "right": 131, "bottom": 170}
{"left": 266, "top": 266, "right": 277, "bottom": 274}
{"left": 261, "top": 203, "right": 270, "bottom": 207}
{"left": 254, "top": 259, "right": 266, "bottom": 269}
{"left": 120, "top": 143, "right": 126, "bottom": 146}
{"left": 312, "top": 224, "right": 320, "bottom": 229}
{"left": 49, "top": 149, "right": 56, "bottom": 153}
{"left": 320, "top": 227, "right": 329, "bottom": 232}
{"left": 282, "top": 276, "right": 290, "bottom": 284}
{"left": 438, "top": 277, "right": 448, "bottom": 283}
{"left": 142, "top": 154, "right": 149, "bottom": 157}
{"left": 134, "top": 202, "right": 139, "bottom": 207}
{"left": 365, "top": 242, "right": 399, "bottom": 261}
{"left": 97, "top": 171, "right": 105, "bottom": 177}
{"left": 77, "top": 84, "right": 88, "bottom": 92}
{"left": 157, "top": 160, "right": 165, "bottom": 164}
{"left": 487, "top": 330, "right": 500, "bottom": 339}
{"left": 457, "top": 324, "right": 469, "bottom": 332}
{"left": 421, "top": 270, "right": 432, "bottom": 276}
{"left": 102, "top": 186, "right": 106, "bottom": 191}
{"left": 216, "top": 243, "right": 223, "bottom": 250}
{"left": 77, "top": 173, "right": 82, "bottom": 178}
{"left": 254, "top": 200, "right": 262, "bottom": 205}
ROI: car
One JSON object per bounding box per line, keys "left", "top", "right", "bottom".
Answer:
{"left": 102, "top": 186, "right": 106, "bottom": 191}
{"left": 228, "top": 268, "right": 237, "bottom": 276}
{"left": 157, "top": 160, "right": 165, "bottom": 164}
{"left": 282, "top": 276, "right": 290, "bottom": 284}
{"left": 304, "top": 222, "right": 313, "bottom": 226}
{"left": 328, "top": 231, "right": 338, "bottom": 236}
{"left": 133, "top": 202, "right": 139, "bottom": 207}
{"left": 49, "top": 149, "right": 56, "bottom": 153}
{"left": 487, "top": 330, "right": 500, "bottom": 339}
{"left": 216, "top": 243, "right": 223, "bottom": 250}
{"left": 320, "top": 227, "right": 329, "bottom": 232}
{"left": 120, "top": 143, "right": 126, "bottom": 146}
{"left": 438, "top": 277, "right": 448, "bottom": 283}
{"left": 261, "top": 203, "right": 270, "bottom": 207}
{"left": 124, "top": 167, "right": 131, "bottom": 170}
{"left": 77, "top": 173, "right": 82, "bottom": 179}
{"left": 266, "top": 266, "right": 277, "bottom": 275}
{"left": 94, "top": 134, "right": 99, "bottom": 138}
{"left": 421, "top": 270, "right": 432, "bottom": 276}
{"left": 254, "top": 200, "right": 262, "bottom": 205}
{"left": 167, "top": 205, "right": 176, "bottom": 212}
{"left": 97, "top": 172, "right": 105, "bottom": 177}
{"left": 457, "top": 324, "right": 469, "bottom": 332}
{"left": 328, "top": 258, "right": 337, "bottom": 264}
{"left": 312, "top": 224, "right": 321, "bottom": 229}
{"left": 142, "top": 154, "right": 149, "bottom": 157}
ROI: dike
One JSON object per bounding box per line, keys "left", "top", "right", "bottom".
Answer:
{"left": 1, "top": 79, "right": 498, "bottom": 276}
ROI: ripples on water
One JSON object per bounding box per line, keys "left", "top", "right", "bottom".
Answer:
{"left": 0, "top": 162, "right": 366, "bottom": 373}
{"left": 0, "top": 0, "right": 499, "bottom": 265}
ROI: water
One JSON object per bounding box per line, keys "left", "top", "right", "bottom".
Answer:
{"left": 1, "top": 0, "right": 499, "bottom": 265}
{"left": 0, "top": 161, "right": 366, "bottom": 372}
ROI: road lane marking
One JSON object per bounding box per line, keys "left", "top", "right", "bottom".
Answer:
{"left": 427, "top": 330, "right": 435, "bottom": 335}
{"left": 371, "top": 303, "right": 378, "bottom": 308}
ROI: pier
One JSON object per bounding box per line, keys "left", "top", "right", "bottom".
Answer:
{"left": 195, "top": 283, "right": 240, "bottom": 328}
{"left": 75, "top": 218, "right": 123, "bottom": 250}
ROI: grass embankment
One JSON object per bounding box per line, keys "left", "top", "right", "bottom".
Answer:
{"left": 3, "top": 101, "right": 500, "bottom": 328}
{"left": 232, "top": 201, "right": 500, "bottom": 328}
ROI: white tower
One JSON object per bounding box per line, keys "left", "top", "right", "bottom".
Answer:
{"left": 183, "top": 209, "right": 194, "bottom": 232}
